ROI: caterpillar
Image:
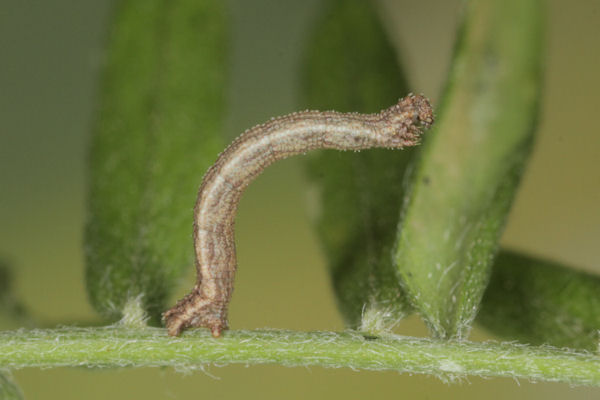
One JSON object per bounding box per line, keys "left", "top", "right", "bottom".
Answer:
{"left": 163, "top": 94, "right": 434, "bottom": 337}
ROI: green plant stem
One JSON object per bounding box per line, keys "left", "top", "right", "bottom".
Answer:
{"left": 1, "top": 328, "right": 599, "bottom": 386}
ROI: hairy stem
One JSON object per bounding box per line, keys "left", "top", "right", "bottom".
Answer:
{"left": 1, "top": 327, "right": 599, "bottom": 386}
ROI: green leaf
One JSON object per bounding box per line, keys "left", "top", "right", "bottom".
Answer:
{"left": 0, "top": 372, "right": 23, "bottom": 400}
{"left": 479, "top": 250, "right": 600, "bottom": 351}
{"left": 85, "top": 0, "right": 228, "bottom": 322}
{"left": 394, "top": 0, "right": 543, "bottom": 339}
{"left": 301, "top": 0, "right": 414, "bottom": 331}
{"left": 0, "top": 261, "right": 32, "bottom": 330}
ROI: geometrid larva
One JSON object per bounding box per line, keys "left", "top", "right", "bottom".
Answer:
{"left": 163, "top": 94, "right": 434, "bottom": 337}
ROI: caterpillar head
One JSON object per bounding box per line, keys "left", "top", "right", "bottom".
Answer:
{"left": 379, "top": 93, "right": 434, "bottom": 148}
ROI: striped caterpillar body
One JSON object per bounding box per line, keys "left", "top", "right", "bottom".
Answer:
{"left": 163, "top": 94, "right": 434, "bottom": 337}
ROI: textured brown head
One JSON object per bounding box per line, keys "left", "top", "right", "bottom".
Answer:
{"left": 378, "top": 93, "right": 434, "bottom": 147}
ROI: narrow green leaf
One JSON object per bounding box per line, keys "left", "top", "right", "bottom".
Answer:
{"left": 85, "top": 0, "right": 228, "bottom": 322}
{"left": 0, "top": 372, "right": 23, "bottom": 400}
{"left": 479, "top": 250, "right": 600, "bottom": 351}
{"left": 301, "top": 0, "right": 414, "bottom": 331}
{"left": 0, "top": 261, "right": 32, "bottom": 330}
{"left": 394, "top": 0, "right": 543, "bottom": 338}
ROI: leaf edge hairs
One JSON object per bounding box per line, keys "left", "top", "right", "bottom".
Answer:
{"left": 163, "top": 94, "right": 434, "bottom": 337}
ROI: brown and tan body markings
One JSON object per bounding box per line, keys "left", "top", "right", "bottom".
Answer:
{"left": 163, "top": 94, "right": 434, "bottom": 337}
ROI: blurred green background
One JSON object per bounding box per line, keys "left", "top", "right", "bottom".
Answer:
{"left": 1, "top": 0, "right": 599, "bottom": 398}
